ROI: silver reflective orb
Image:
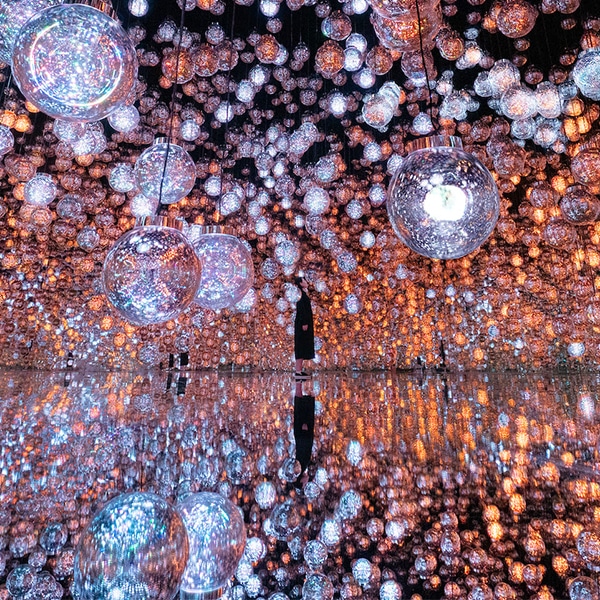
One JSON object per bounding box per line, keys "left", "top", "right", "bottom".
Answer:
{"left": 187, "top": 226, "right": 255, "bottom": 311}
{"left": 103, "top": 217, "right": 201, "bottom": 326}
{"left": 74, "top": 492, "right": 189, "bottom": 600}
{"left": 0, "top": 0, "right": 64, "bottom": 65}
{"left": 11, "top": 3, "right": 137, "bottom": 122}
{"left": 177, "top": 492, "right": 246, "bottom": 599}
{"left": 135, "top": 138, "right": 196, "bottom": 205}
{"left": 387, "top": 136, "right": 499, "bottom": 260}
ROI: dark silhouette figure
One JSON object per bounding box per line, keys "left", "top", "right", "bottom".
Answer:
{"left": 294, "top": 277, "right": 314, "bottom": 378}
{"left": 294, "top": 381, "right": 315, "bottom": 482}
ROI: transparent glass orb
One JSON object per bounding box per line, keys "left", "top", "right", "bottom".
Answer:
{"left": 181, "top": 119, "right": 201, "bottom": 141}
{"left": 187, "top": 226, "right": 255, "bottom": 311}
{"left": 177, "top": 492, "right": 246, "bottom": 599}
{"left": 0, "top": 124, "right": 14, "bottom": 156}
{"left": 275, "top": 239, "right": 300, "bottom": 266}
{"left": 130, "top": 193, "right": 159, "bottom": 218}
{"left": 560, "top": 185, "right": 600, "bottom": 224}
{"left": 109, "top": 163, "right": 136, "bottom": 193}
{"left": 53, "top": 119, "right": 87, "bottom": 143}
{"left": 23, "top": 173, "right": 57, "bottom": 206}
{"left": 103, "top": 218, "right": 201, "bottom": 325}
{"left": 0, "top": 0, "right": 63, "bottom": 65}
{"left": 128, "top": 0, "right": 149, "bottom": 17}
{"left": 500, "top": 85, "right": 538, "bottom": 120}
{"left": 77, "top": 226, "right": 100, "bottom": 251}
{"left": 497, "top": 0, "right": 538, "bottom": 38}
{"left": 387, "top": 136, "right": 500, "bottom": 259}
{"left": 304, "top": 187, "right": 330, "bottom": 215}
{"left": 135, "top": 138, "right": 196, "bottom": 204}
{"left": 108, "top": 104, "right": 140, "bottom": 133}
{"left": 74, "top": 492, "right": 189, "bottom": 600}
{"left": 573, "top": 49, "right": 600, "bottom": 101}
{"left": 12, "top": 3, "right": 138, "bottom": 122}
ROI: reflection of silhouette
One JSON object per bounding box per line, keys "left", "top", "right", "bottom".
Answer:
{"left": 294, "top": 381, "right": 315, "bottom": 479}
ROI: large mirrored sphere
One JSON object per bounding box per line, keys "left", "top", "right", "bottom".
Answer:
{"left": 103, "top": 224, "right": 201, "bottom": 326}
{"left": 74, "top": 492, "right": 189, "bottom": 600}
{"left": 135, "top": 141, "right": 196, "bottom": 205}
{"left": 387, "top": 145, "right": 499, "bottom": 259}
{"left": 11, "top": 3, "right": 137, "bottom": 122}
{"left": 177, "top": 492, "right": 246, "bottom": 598}
{"left": 188, "top": 228, "right": 255, "bottom": 310}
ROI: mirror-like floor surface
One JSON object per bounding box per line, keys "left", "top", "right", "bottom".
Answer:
{"left": 1, "top": 370, "right": 600, "bottom": 600}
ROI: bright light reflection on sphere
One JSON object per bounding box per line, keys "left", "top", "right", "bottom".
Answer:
{"left": 0, "top": 0, "right": 63, "bottom": 65}
{"left": 12, "top": 3, "right": 137, "bottom": 122}
{"left": 74, "top": 492, "right": 189, "bottom": 600}
{"left": 387, "top": 141, "right": 499, "bottom": 259}
{"left": 135, "top": 139, "right": 196, "bottom": 204}
{"left": 188, "top": 227, "right": 255, "bottom": 311}
{"left": 103, "top": 222, "right": 201, "bottom": 325}
{"left": 177, "top": 492, "right": 246, "bottom": 598}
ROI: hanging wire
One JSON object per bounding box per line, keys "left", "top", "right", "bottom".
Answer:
{"left": 157, "top": 2, "right": 188, "bottom": 215}
{"left": 216, "top": 0, "right": 237, "bottom": 224}
{"left": 414, "top": 0, "right": 437, "bottom": 132}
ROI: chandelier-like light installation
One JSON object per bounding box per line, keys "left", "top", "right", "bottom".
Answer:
{"left": 102, "top": 216, "right": 201, "bottom": 326}
{"left": 187, "top": 225, "right": 255, "bottom": 311}
{"left": 11, "top": 0, "right": 137, "bottom": 122}
{"left": 387, "top": 136, "right": 500, "bottom": 260}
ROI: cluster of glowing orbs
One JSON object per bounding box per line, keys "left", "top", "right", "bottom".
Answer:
{"left": 11, "top": 3, "right": 137, "bottom": 122}
{"left": 103, "top": 219, "right": 201, "bottom": 325}
{"left": 74, "top": 492, "right": 189, "bottom": 600}
{"left": 187, "top": 226, "right": 255, "bottom": 311}
{"left": 135, "top": 139, "right": 196, "bottom": 204}
{"left": 177, "top": 493, "right": 246, "bottom": 599}
{"left": 387, "top": 137, "right": 500, "bottom": 260}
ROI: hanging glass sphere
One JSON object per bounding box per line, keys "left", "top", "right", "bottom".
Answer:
{"left": 187, "top": 225, "right": 255, "bottom": 311}
{"left": 387, "top": 136, "right": 500, "bottom": 260}
{"left": 23, "top": 173, "right": 57, "bottom": 206}
{"left": 177, "top": 492, "right": 246, "bottom": 599}
{"left": 135, "top": 138, "right": 196, "bottom": 205}
{"left": 103, "top": 216, "right": 201, "bottom": 325}
{"left": 0, "top": 0, "right": 64, "bottom": 65}
{"left": 0, "top": 124, "right": 14, "bottom": 156}
{"left": 74, "top": 492, "right": 189, "bottom": 600}
{"left": 108, "top": 104, "right": 140, "bottom": 133}
{"left": 11, "top": 1, "right": 137, "bottom": 122}
{"left": 573, "top": 48, "right": 600, "bottom": 101}
{"left": 109, "top": 163, "right": 136, "bottom": 193}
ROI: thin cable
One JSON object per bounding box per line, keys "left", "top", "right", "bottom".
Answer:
{"left": 414, "top": 0, "right": 436, "bottom": 131}
{"left": 216, "top": 1, "right": 237, "bottom": 223}
{"left": 157, "top": 3, "right": 187, "bottom": 214}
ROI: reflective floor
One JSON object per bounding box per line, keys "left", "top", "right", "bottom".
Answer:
{"left": 1, "top": 370, "right": 600, "bottom": 599}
